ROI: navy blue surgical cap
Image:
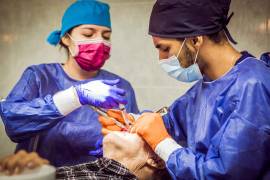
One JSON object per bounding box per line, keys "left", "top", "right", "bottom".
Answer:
{"left": 149, "top": 0, "right": 237, "bottom": 44}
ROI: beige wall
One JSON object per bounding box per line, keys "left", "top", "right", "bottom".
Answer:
{"left": 0, "top": 0, "right": 269, "bottom": 157}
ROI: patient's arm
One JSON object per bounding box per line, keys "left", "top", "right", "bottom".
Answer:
{"left": 103, "top": 132, "right": 169, "bottom": 180}
{"left": 0, "top": 150, "right": 49, "bottom": 175}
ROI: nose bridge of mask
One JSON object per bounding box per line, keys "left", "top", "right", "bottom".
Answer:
{"left": 67, "top": 33, "right": 111, "bottom": 46}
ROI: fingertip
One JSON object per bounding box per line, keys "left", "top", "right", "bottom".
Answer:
{"left": 107, "top": 109, "right": 121, "bottom": 114}
{"left": 127, "top": 114, "right": 135, "bottom": 123}
{"left": 98, "top": 115, "right": 106, "bottom": 122}
{"left": 112, "top": 88, "right": 126, "bottom": 96}
{"left": 104, "top": 104, "right": 113, "bottom": 109}
{"left": 117, "top": 89, "right": 126, "bottom": 96}
{"left": 6, "top": 169, "right": 12, "bottom": 176}
{"left": 36, "top": 159, "right": 45, "bottom": 167}
{"left": 111, "top": 95, "right": 127, "bottom": 106}
{"left": 113, "top": 79, "right": 120, "bottom": 84}
{"left": 98, "top": 117, "right": 115, "bottom": 126}
{"left": 17, "top": 150, "right": 27, "bottom": 156}
{"left": 117, "top": 100, "right": 127, "bottom": 106}
{"left": 110, "top": 101, "right": 119, "bottom": 109}
{"left": 107, "top": 110, "right": 121, "bottom": 117}
{"left": 13, "top": 167, "right": 20, "bottom": 175}
{"left": 27, "top": 162, "right": 34, "bottom": 169}
{"left": 103, "top": 79, "right": 120, "bottom": 85}
{"left": 106, "top": 125, "right": 122, "bottom": 131}
{"left": 129, "top": 126, "right": 136, "bottom": 134}
{"left": 43, "top": 159, "right": 49, "bottom": 165}
{"left": 101, "top": 128, "right": 112, "bottom": 135}
{"left": 121, "top": 99, "right": 128, "bottom": 105}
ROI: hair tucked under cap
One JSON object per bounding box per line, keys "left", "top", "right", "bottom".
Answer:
{"left": 149, "top": 0, "right": 237, "bottom": 44}
{"left": 47, "top": 0, "right": 111, "bottom": 46}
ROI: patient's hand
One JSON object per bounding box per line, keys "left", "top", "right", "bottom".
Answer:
{"left": 0, "top": 150, "right": 49, "bottom": 176}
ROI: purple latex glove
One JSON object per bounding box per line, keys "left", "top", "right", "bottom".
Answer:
{"left": 89, "top": 137, "right": 103, "bottom": 158}
{"left": 74, "top": 79, "right": 127, "bottom": 109}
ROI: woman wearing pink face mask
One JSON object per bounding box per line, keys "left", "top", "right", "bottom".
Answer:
{"left": 0, "top": 0, "right": 139, "bottom": 167}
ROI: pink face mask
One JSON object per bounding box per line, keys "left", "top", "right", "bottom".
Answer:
{"left": 69, "top": 35, "right": 111, "bottom": 71}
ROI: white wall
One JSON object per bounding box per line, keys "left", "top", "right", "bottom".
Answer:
{"left": 0, "top": 0, "right": 269, "bottom": 157}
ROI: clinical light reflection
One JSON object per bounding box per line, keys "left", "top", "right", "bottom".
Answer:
{"left": 1, "top": 33, "right": 17, "bottom": 44}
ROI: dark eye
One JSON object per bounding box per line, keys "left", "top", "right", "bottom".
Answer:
{"left": 84, "top": 34, "right": 93, "bottom": 38}
{"left": 103, "top": 35, "right": 111, "bottom": 41}
{"left": 162, "top": 47, "right": 170, "bottom": 52}
{"left": 103, "top": 37, "right": 110, "bottom": 41}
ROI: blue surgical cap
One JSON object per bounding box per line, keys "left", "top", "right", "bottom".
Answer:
{"left": 47, "top": 0, "right": 111, "bottom": 46}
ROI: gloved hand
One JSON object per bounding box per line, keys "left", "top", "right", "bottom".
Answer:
{"left": 53, "top": 79, "right": 128, "bottom": 116}
{"left": 98, "top": 109, "right": 135, "bottom": 135}
{"left": 74, "top": 79, "right": 127, "bottom": 108}
{"left": 130, "top": 113, "right": 171, "bottom": 150}
{"left": 89, "top": 137, "right": 103, "bottom": 158}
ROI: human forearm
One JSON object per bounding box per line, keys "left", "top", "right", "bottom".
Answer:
{"left": 0, "top": 95, "right": 63, "bottom": 142}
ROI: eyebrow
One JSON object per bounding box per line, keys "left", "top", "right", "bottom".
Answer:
{"left": 103, "top": 30, "right": 112, "bottom": 33}
{"left": 81, "top": 27, "right": 95, "bottom": 31}
{"left": 81, "top": 27, "right": 111, "bottom": 33}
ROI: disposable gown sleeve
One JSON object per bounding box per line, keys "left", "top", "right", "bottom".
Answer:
{"left": 124, "top": 82, "right": 140, "bottom": 114}
{"left": 162, "top": 97, "right": 188, "bottom": 144}
{"left": 0, "top": 67, "right": 63, "bottom": 143}
{"left": 163, "top": 83, "right": 270, "bottom": 180}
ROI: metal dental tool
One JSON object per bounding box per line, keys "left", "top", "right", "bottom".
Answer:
{"left": 90, "top": 106, "right": 128, "bottom": 131}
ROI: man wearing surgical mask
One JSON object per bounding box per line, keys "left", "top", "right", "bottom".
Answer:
{"left": 100, "top": 0, "right": 270, "bottom": 179}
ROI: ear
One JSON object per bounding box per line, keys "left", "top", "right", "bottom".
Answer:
{"left": 185, "top": 36, "right": 204, "bottom": 53}
{"left": 61, "top": 34, "right": 72, "bottom": 47}
{"left": 146, "top": 157, "right": 166, "bottom": 170}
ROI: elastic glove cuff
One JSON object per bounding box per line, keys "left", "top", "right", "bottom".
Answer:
{"left": 53, "top": 87, "right": 81, "bottom": 115}
{"left": 155, "top": 138, "right": 182, "bottom": 162}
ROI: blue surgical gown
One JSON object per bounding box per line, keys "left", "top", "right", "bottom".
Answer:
{"left": 162, "top": 55, "right": 270, "bottom": 179}
{"left": 0, "top": 63, "right": 139, "bottom": 167}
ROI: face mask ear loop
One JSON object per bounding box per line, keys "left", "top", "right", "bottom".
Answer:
{"left": 176, "top": 38, "right": 186, "bottom": 59}
{"left": 66, "top": 33, "right": 77, "bottom": 57}
{"left": 194, "top": 47, "right": 200, "bottom": 64}
{"left": 68, "top": 46, "right": 76, "bottom": 57}
{"left": 67, "top": 33, "right": 75, "bottom": 41}
{"left": 68, "top": 33, "right": 106, "bottom": 44}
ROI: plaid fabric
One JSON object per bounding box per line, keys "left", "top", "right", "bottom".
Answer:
{"left": 56, "top": 158, "right": 137, "bottom": 180}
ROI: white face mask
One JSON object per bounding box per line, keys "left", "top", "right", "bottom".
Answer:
{"left": 158, "top": 39, "right": 203, "bottom": 82}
